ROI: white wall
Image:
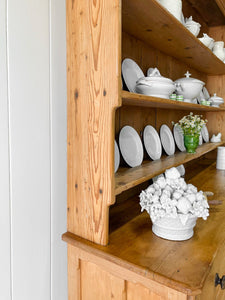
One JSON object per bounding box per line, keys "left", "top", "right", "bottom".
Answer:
{"left": 0, "top": 0, "right": 67, "bottom": 299}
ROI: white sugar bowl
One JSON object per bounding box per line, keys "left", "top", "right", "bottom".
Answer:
{"left": 209, "top": 93, "right": 224, "bottom": 107}
{"left": 174, "top": 71, "right": 205, "bottom": 102}
{"left": 185, "top": 16, "right": 201, "bottom": 37}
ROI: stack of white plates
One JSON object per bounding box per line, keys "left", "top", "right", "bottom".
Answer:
{"left": 216, "top": 147, "right": 225, "bottom": 170}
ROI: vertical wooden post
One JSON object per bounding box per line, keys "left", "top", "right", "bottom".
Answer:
{"left": 66, "top": 0, "right": 121, "bottom": 245}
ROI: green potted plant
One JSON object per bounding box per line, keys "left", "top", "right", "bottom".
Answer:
{"left": 176, "top": 112, "right": 207, "bottom": 153}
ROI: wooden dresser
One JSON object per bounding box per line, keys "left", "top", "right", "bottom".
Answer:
{"left": 63, "top": 0, "right": 225, "bottom": 299}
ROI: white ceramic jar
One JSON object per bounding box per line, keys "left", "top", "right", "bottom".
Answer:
{"left": 213, "top": 41, "right": 225, "bottom": 61}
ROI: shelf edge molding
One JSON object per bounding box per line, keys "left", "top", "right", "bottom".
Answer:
{"left": 115, "top": 141, "right": 224, "bottom": 195}
{"left": 121, "top": 91, "right": 225, "bottom": 111}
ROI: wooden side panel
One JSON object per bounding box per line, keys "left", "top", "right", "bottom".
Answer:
{"left": 66, "top": 0, "right": 121, "bottom": 244}
{"left": 68, "top": 245, "right": 81, "bottom": 300}
{"left": 199, "top": 240, "right": 225, "bottom": 300}
{"left": 127, "top": 281, "right": 187, "bottom": 300}
{"left": 206, "top": 26, "right": 225, "bottom": 140}
{"left": 81, "top": 260, "right": 126, "bottom": 300}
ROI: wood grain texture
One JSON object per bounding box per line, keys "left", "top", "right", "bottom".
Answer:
{"left": 122, "top": 0, "right": 225, "bottom": 75}
{"left": 66, "top": 0, "right": 121, "bottom": 244}
{"left": 127, "top": 281, "right": 187, "bottom": 300}
{"left": 63, "top": 163, "right": 225, "bottom": 297}
{"left": 81, "top": 260, "right": 126, "bottom": 300}
{"left": 121, "top": 91, "right": 225, "bottom": 112}
{"left": 122, "top": 31, "right": 207, "bottom": 83}
{"left": 68, "top": 245, "right": 81, "bottom": 300}
{"left": 215, "top": 0, "right": 225, "bottom": 18}
{"left": 115, "top": 142, "right": 224, "bottom": 195}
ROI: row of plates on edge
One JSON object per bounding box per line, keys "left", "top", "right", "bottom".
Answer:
{"left": 114, "top": 124, "right": 209, "bottom": 172}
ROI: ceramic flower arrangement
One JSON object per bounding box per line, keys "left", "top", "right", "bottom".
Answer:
{"left": 139, "top": 167, "right": 209, "bottom": 226}
{"left": 176, "top": 112, "right": 207, "bottom": 136}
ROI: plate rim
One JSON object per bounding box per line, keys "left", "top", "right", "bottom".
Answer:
{"left": 173, "top": 125, "right": 186, "bottom": 152}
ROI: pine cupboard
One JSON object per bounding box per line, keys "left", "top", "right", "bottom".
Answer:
{"left": 63, "top": 0, "right": 225, "bottom": 299}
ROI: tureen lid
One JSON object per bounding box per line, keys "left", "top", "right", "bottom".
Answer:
{"left": 136, "top": 68, "right": 173, "bottom": 85}
{"left": 174, "top": 71, "right": 205, "bottom": 85}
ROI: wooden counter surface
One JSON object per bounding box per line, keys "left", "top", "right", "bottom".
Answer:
{"left": 63, "top": 163, "right": 225, "bottom": 295}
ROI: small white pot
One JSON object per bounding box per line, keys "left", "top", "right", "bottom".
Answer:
{"left": 152, "top": 215, "right": 197, "bottom": 241}
{"left": 213, "top": 41, "right": 225, "bottom": 61}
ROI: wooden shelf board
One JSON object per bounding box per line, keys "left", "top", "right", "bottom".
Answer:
{"left": 122, "top": 91, "right": 225, "bottom": 111}
{"left": 63, "top": 163, "right": 225, "bottom": 294}
{"left": 115, "top": 141, "right": 224, "bottom": 195}
{"left": 122, "top": 0, "right": 225, "bottom": 75}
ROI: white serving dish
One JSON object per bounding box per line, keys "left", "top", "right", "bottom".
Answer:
{"left": 122, "top": 58, "right": 144, "bottom": 93}
{"left": 114, "top": 140, "right": 120, "bottom": 173}
{"left": 136, "top": 68, "right": 175, "bottom": 99}
{"left": 143, "top": 125, "right": 162, "bottom": 160}
{"left": 213, "top": 41, "right": 225, "bottom": 61}
{"left": 160, "top": 124, "right": 175, "bottom": 155}
{"left": 119, "top": 126, "right": 143, "bottom": 168}
{"left": 157, "top": 0, "right": 182, "bottom": 22}
{"left": 174, "top": 71, "right": 205, "bottom": 102}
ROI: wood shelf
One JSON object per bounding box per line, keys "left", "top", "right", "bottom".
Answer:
{"left": 63, "top": 163, "right": 225, "bottom": 294}
{"left": 115, "top": 141, "right": 224, "bottom": 195}
{"left": 122, "top": 91, "right": 225, "bottom": 111}
{"left": 122, "top": 0, "right": 225, "bottom": 75}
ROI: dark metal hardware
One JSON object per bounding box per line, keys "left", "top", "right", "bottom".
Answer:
{"left": 215, "top": 273, "right": 225, "bottom": 289}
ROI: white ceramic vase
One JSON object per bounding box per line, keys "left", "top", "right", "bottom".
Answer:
{"left": 152, "top": 215, "right": 197, "bottom": 241}
{"left": 158, "top": 0, "right": 182, "bottom": 22}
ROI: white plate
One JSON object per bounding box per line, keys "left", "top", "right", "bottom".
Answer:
{"left": 119, "top": 126, "right": 144, "bottom": 167}
{"left": 122, "top": 58, "right": 144, "bottom": 93}
{"left": 173, "top": 125, "right": 185, "bottom": 152}
{"left": 199, "top": 132, "right": 203, "bottom": 145}
{"left": 201, "top": 124, "right": 209, "bottom": 142}
{"left": 202, "top": 87, "right": 210, "bottom": 100}
{"left": 160, "top": 125, "right": 175, "bottom": 156}
{"left": 143, "top": 125, "right": 162, "bottom": 160}
{"left": 176, "top": 164, "right": 185, "bottom": 176}
{"left": 114, "top": 140, "right": 120, "bottom": 173}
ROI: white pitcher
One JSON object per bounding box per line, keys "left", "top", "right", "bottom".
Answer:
{"left": 157, "top": 0, "right": 182, "bottom": 22}
{"left": 213, "top": 41, "right": 225, "bottom": 61}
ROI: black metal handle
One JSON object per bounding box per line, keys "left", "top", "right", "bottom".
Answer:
{"left": 215, "top": 273, "right": 225, "bottom": 289}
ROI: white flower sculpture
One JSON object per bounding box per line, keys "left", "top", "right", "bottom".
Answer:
{"left": 139, "top": 167, "right": 209, "bottom": 225}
